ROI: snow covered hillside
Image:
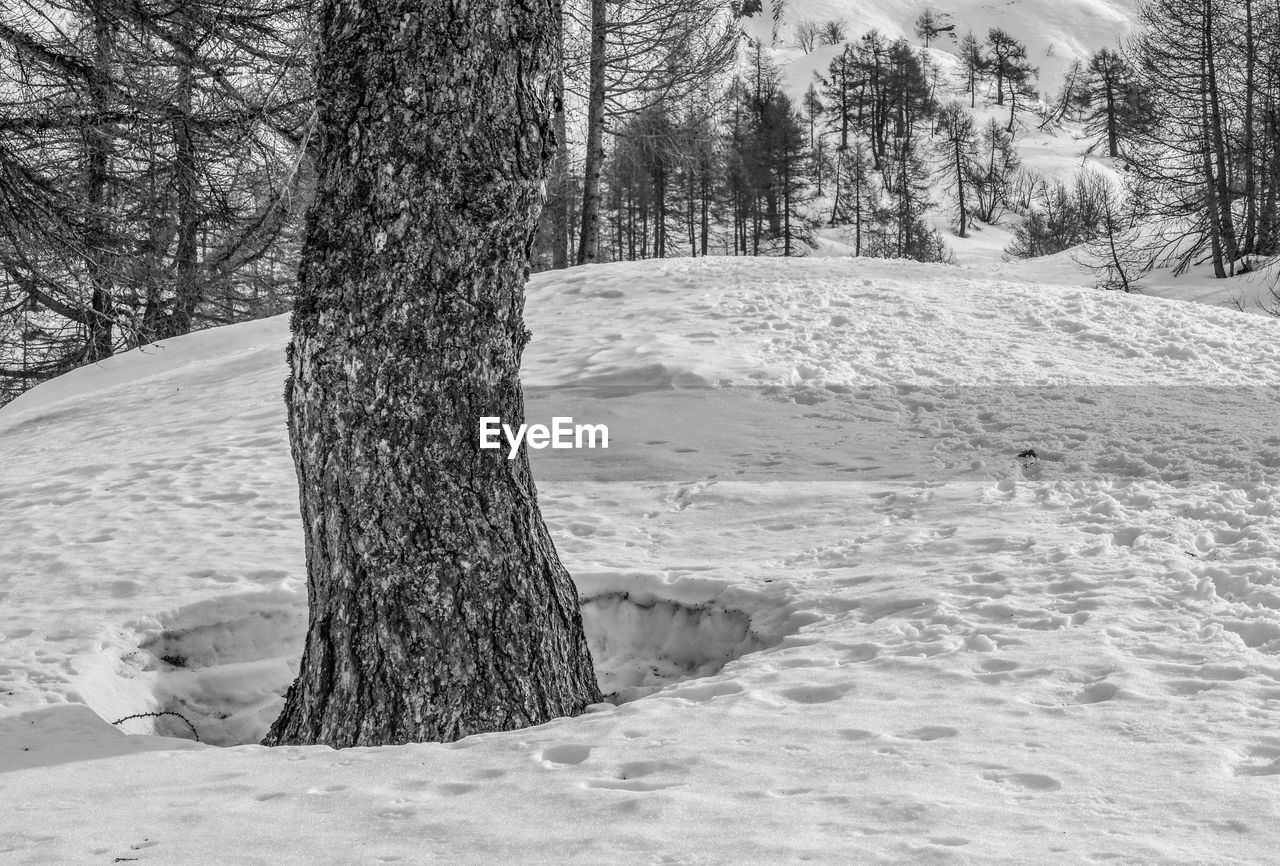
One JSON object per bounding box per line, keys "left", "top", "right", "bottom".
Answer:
{"left": 751, "top": 0, "right": 1280, "bottom": 317}
{"left": 771, "top": 0, "right": 1141, "bottom": 89}
{"left": 3, "top": 257, "right": 1280, "bottom": 862}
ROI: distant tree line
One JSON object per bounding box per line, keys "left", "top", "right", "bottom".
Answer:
{"left": 0, "top": 0, "right": 312, "bottom": 404}
{"left": 7, "top": 0, "right": 1278, "bottom": 404}
{"left": 1005, "top": 0, "right": 1280, "bottom": 289}
{"left": 1126, "top": 0, "right": 1280, "bottom": 278}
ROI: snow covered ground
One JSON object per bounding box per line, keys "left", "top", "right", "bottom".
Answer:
{"left": 3, "top": 256, "right": 1280, "bottom": 862}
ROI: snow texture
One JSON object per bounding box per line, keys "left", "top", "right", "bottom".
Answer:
{"left": 3, "top": 256, "right": 1280, "bottom": 862}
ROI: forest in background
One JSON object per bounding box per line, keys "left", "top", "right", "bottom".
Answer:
{"left": 1, "top": 0, "right": 1278, "bottom": 406}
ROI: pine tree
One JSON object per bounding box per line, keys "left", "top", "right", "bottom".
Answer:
{"left": 958, "top": 31, "right": 985, "bottom": 108}
{"left": 802, "top": 82, "right": 826, "bottom": 195}
{"left": 818, "top": 44, "right": 856, "bottom": 153}
{"left": 833, "top": 138, "right": 885, "bottom": 255}
{"left": 936, "top": 102, "right": 978, "bottom": 238}
{"left": 884, "top": 134, "right": 940, "bottom": 261}
{"left": 913, "top": 9, "right": 954, "bottom": 48}
{"left": 985, "top": 28, "right": 1027, "bottom": 108}
{"left": 1082, "top": 48, "right": 1151, "bottom": 158}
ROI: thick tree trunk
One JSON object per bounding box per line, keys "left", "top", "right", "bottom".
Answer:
{"left": 265, "top": 0, "right": 602, "bottom": 749}
{"left": 576, "top": 0, "right": 606, "bottom": 264}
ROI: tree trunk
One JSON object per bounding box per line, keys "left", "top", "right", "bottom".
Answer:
{"left": 1242, "top": 0, "right": 1257, "bottom": 256}
{"left": 549, "top": 24, "right": 571, "bottom": 270}
{"left": 171, "top": 10, "right": 201, "bottom": 335}
{"left": 84, "top": 3, "right": 114, "bottom": 363}
{"left": 1103, "top": 76, "right": 1118, "bottom": 158}
{"left": 1203, "top": 0, "right": 1238, "bottom": 270}
{"left": 1201, "top": 46, "right": 1228, "bottom": 278}
{"left": 576, "top": 0, "right": 606, "bottom": 264}
{"left": 687, "top": 170, "right": 696, "bottom": 256}
{"left": 699, "top": 169, "right": 709, "bottom": 255}
{"left": 265, "top": 0, "right": 602, "bottom": 749}
{"left": 782, "top": 148, "right": 792, "bottom": 257}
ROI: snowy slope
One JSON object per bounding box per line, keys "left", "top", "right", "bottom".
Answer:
{"left": 763, "top": 0, "right": 1141, "bottom": 100}
{"left": 755, "top": 0, "right": 1280, "bottom": 317}
{"left": 3, "top": 256, "right": 1280, "bottom": 862}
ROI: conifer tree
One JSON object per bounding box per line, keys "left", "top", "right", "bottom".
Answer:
{"left": 1082, "top": 48, "right": 1151, "bottom": 158}
{"left": 913, "top": 9, "right": 953, "bottom": 48}
{"left": 936, "top": 102, "right": 978, "bottom": 238}
{"left": 958, "top": 31, "right": 985, "bottom": 108}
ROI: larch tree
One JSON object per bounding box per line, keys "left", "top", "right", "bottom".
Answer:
{"left": 1083, "top": 49, "right": 1135, "bottom": 158}
{"left": 1129, "top": 0, "right": 1241, "bottom": 277}
{"left": 985, "top": 28, "right": 1026, "bottom": 108}
{"left": 936, "top": 102, "right": 977, "bottom": 238}
{"left": 913, "top": 9, "right": 953, "bottom": 48}
{"left": 264, "top": 0, "right": 603, "bottom": 748}
{"left": 958, "top": 31, "right": 984, "bottom": 108}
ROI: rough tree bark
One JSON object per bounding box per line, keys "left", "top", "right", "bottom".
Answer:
{"left": 264, "top": 0, "right": 602, "bottom": 748}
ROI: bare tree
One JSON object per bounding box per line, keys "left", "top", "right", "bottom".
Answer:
{"left": 794, "top": 19, "right": 820, "bottom": 53}
{"left": 1075, "top": 178, "right": 1149, "bottom": 292}
{"left": 818, "top": 19, "right": 848, "bottom": 46}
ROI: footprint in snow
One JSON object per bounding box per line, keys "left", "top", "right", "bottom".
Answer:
{"left": 837, "top": 728, "right": 878, "bottom": 741}
{"left": 540, "top": 744, "right": 591, "bottom": 767}
{"left": 585, "top": 760, "right": 685, "bottom": 792}
{"left": 437, "top": 782, "right": 476, "bottom": 796}
{"left": 898, "top": 725, "right": 959, "bottom": 741}
{"left": 1233, "top": 740, "right": 1280, "bottom": 777}
{"left": 1075, "top": 680, "right": 1124, "bottom": 704}
{"left": 777, "top": 682, "right": 856, "bottom": 704}
{"left": 981, "top": 769, "right": 1062, "bottom": 792}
